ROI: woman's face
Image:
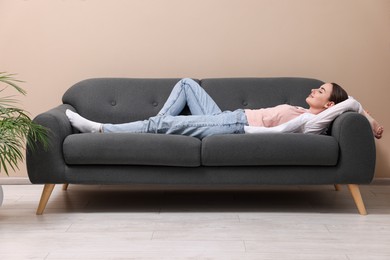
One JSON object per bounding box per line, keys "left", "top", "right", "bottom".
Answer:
{"left": 306, "top": 83, "right": 335, "bottom": 112}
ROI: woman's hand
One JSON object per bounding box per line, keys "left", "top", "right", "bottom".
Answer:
{"left": 363, "top": 110, "right": 384, "bottom": 139}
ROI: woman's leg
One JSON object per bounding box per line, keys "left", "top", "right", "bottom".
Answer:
{"left": 67, "top": 78, "right": 223, "bottom": 133}
{"left": 67, "top": 109, "right": 248, "bottom": 138}
{"left": 66, "top": 109, "right": 148, "bottom": 133}
{"left": 147, "top": 109, "right": 248, "bottom": 139}
{"left": 158, "top": 78, "right": 222, "bottom": 116}
{"left": 103, "top": 120, "right": 148, "bottom": 133}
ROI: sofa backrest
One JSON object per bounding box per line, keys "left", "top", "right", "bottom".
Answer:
{"left": 200, "top": 78, "right": 324, "bottom": 111}
{"left": 63, "top": 77, "right": 324, "bottom": 124}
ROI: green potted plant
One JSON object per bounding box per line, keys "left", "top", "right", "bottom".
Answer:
{"left": 0, "top": 72, "right": 48, "bottom": 205}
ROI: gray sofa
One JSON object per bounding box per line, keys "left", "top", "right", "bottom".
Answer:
{"left": 26, "top": 77, "right": 376, "bottom": 215}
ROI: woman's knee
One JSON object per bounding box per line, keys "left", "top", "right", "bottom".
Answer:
{"left": 180, "top": 78, "right": 201, "bottom": 93}
{"left": 181, "top": 78, "right": 198, "bottom": 86}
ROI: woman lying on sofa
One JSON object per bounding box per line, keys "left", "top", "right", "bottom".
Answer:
{"left": 66, "top": 78, "right": 384, "bottom": 139}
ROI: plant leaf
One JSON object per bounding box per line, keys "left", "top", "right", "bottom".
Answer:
{"left": 0, "top": 72, "right": 49, "bottom": 175}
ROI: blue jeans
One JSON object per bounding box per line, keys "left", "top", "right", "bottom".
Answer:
{"left": 103, "top": 78, "right": 248, "bottom": 139}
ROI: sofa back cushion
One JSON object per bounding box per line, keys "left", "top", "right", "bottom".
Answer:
{"left": 200, "top": 78, "right": 324, "bottom": 111}
{"left": 63, "top": 77, "right": 323, "bottom": 124}
{"left": 63, "top": 78, "right": 187, "bottom": 124}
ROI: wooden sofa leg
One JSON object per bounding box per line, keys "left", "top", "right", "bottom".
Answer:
{"left": 62, "top": 183, "right": 69, "bottom": 191}
{"left": 347, "top": 184, "right": 367, "bottom": 215}
{"left": 334, "top": 184, "right": 342, "bottom": 191}
{"left": 36, "top": 184, "right": 55, "bottom": 215}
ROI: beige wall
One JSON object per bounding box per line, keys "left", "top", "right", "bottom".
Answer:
{"left": 1, "top": 0, "right": 389, "bottom": 178}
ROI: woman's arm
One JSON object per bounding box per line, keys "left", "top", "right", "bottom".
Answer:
{"left": 244, "top": 97, "right": 362, "bottom": 134}
{"left": 361, "top": 110, "right": 384, "bottom": 139}
{"left": 304, "top": 97, "right": 363, "bottom": 134}
{"left": 245, "top": 97, "right": 383, "bottom": 138}
{"left": 305, "top": 97, "right": 383, "bottom": 138}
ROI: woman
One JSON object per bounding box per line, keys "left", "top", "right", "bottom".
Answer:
{"left": 66, "top": 78, "right": 384, "bottom": 139}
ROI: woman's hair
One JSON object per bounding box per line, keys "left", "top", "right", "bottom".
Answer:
{"left": 329, "top": 83, "right": 348, "bottom": 104}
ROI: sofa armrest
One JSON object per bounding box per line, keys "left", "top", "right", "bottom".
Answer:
{"left": 26, "top": 104, "right": 75, "bottom": 184}
{"left": 329, "top": 111, "right": 376, "bottom": 183}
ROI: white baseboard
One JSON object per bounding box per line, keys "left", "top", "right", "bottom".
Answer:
{"left": 372, "top": 178, "right": 390, "bottom": 185}
{"left": 0, "top": 177, "right": 32, "bottom": 185}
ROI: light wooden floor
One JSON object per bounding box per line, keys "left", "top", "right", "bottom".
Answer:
{"left": 1, "top": 183, "right": 390, "bottom": 259}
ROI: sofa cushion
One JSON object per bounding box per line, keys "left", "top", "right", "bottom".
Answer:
{"left": 201, "top": 133, "right": 339, "bottom": 166}
{"left": 63, "top": 133, "right": 201, "bottom": 167}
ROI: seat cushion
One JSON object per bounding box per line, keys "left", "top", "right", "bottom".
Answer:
{"left": 201, "top": 133, "right": 339, "bottom": 166}
{"left": 63, "top": 133, "right": 201, "bottom": 167}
